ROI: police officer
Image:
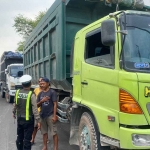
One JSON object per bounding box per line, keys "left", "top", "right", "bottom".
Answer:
{"left": 13, "top": 75, "right": 41, "bottom": 150}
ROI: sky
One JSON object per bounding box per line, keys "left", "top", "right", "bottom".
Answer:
{"left": 0, "top": 0, "right": 149, "bottom": 57}
{"left": 144, "top": 0, "right": 150, "bottom": 5}
{"left": 0, "top": 0, "right": 55, "bottom": 56}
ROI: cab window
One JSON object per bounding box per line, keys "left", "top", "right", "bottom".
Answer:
{"left": 85, "top": 29, "right": 115, "bottom": 68}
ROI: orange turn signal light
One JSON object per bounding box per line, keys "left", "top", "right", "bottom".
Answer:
{"left": 119, "top": 89, "right": 143, "bottom": 114}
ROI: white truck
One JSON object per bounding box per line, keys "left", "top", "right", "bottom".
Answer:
{"left": 0, "top": 51, "right": 23, "bottom": 103}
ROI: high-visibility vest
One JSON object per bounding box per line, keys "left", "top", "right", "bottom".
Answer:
{"left": 15, "top": 89, "right": 32, "bottom": 121}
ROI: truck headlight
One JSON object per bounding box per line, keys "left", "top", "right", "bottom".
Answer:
{"left": 10, "top": 82, "right": 15, "bottom": 87}
{"left": 11, "top": 86, "right": 16, "bottom": 90}
{"left": 132, "top": 134, "right": 150, "bottom": 146}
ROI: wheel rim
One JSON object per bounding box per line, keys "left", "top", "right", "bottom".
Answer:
{"left": 80, "top": 125, "right": 91, "bottom": 150}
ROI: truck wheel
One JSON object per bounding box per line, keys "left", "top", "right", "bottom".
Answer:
{"left": 79, "top": 112, "right": 110, "bottom": 150}
{"left": 6, "top": 95, "right": 14, "bottom": 103}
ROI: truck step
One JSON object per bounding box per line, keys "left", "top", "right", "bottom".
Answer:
{"left": 58, "top": 97, "right": 71, "bottom": 108}
{"left": 100, "top": 134, "right": 120, "bottom": 148}
{"left": 57, "top": 108, "right": 67, "bottom": 117}
{"left": 57, "top": 115, "right": 69, "bottom": 123}
{"left": 58, "top": 102, "right": 69, "bottom": 109}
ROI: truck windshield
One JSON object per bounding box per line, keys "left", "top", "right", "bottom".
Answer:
{"left": 120, "top": 14, "right": 150, "bottom": 72}
{"left": 10, "top": 66, "right": 23, "bottom": 77}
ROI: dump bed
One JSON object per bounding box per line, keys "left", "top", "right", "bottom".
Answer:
{"left": 24, "top": 0, "right": 118, "bottom": 91}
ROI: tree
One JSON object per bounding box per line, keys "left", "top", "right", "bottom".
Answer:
{"left": 14, "top": 11, "right": 46, "bottom": 51}
{"left": 16, "top": 41, "right": 25, "bottom": 52}
{"left": 34, "top": 11, "right": 46, "bottom": 27}
{"left": 14, "top": 14, "right": 34, "bottom": 38}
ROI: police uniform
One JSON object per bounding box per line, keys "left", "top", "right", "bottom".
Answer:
{"left": 13, "top": 75, "right": 40, "bottom": 150}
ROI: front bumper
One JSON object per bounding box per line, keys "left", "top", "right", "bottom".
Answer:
{"left": 120, "top": 126, "right": 150, "bottom": 149}
{"left": 9, "top": 90, "right": 16, "bottom": 96}
{"left": 15, "top": 85, "right": 23, "bottom": 90}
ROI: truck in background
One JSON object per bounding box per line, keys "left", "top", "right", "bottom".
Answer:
{"left": 24, "top": 0, "right": 150, "bottom": 149}
{"left": 0, "top": 51, "right": 23, "bottom": 103}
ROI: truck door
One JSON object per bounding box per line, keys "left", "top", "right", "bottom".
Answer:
{"left": 81, "top": 27, "right": 120, "bottom": 138}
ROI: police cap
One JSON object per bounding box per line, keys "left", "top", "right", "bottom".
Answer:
{"left": 19, "top": 75, "right": 32, "bottom": 84}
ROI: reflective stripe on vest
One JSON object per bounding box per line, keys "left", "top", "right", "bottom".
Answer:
{"left": 16, "top": 89, "right": 20, "bottom": 105}
{"left": 15, "top": 90, "right": 32, "bottom": 121}
{"left": 26, "top": 91, "right": 32, "bottom": 120}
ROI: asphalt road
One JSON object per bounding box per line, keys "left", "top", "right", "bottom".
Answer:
{"left": 0, "top": 97, "right": 79, "bottom": 150}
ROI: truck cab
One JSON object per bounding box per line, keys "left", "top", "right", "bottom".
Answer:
{"left": 71, "top": 10, "right": 150, "bottom": 149}
{"left": 0, "top": 51, "right": 23, "bottom": 103}
{"left": 2, "top": 64, "right": 23, "bottom": 103}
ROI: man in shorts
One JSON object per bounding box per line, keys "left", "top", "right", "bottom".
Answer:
{"left": 37, "top": 77, "right": 58, "bottom": 150}
{"left": 31, "top": 77, "right": 43, "bottom": 145}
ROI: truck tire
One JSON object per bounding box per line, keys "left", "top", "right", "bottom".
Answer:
{"left": 6, "top": 95, "right": 14, "bottom": 103}
{"left": 79, "top": 112, "right": 110, "bottom": 150}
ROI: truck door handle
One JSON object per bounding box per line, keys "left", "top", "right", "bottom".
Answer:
{"left": 81, "top": 81, "right": 88, "bottom": 85}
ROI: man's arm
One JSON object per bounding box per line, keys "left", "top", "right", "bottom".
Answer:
{"left": 37, "top": 101, "right": 43, "bottom": 107}
{"left": 37, "top": 92, "right": 43, "bottom": 107}
{"left": 37, "top": 95, "right": 50, "bottom": 107}
{"left": 12, "top": 95, "right": 17, "bottom": 118}
{"left": 53, "top": 101, "right": 57, "bottom": 118}
{"left": 31, "top": 94, "right": 41, "bottom": 123}
{"left": 52, "top": 90, "right": 58, "bottom": 123}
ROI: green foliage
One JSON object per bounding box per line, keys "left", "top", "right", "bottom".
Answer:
{"left": 16, "top": 41, "right": 25, "bottom": 52}
{"left": 14, "top": 11, "right": 46, "bottom": 51}
{"left": 14, "top": 11, "right": 46, "bottom": 38}
{"left": 34, "top": 11, "right": 46, "bottom": 26}
{"left": 14, "top": 14, "right": 34, "bottom": 37}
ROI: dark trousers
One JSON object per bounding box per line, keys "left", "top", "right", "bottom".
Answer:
{"left": 16, "top": 118, "right": 34, "bottom": 150}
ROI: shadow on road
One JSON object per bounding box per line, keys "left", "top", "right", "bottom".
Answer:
{"left": 0, "top": 98, "right": 79, "bottom": 150}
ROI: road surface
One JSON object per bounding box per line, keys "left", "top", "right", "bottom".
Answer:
{"left": 0, "top": 97, "right": 79, "bottom": 150}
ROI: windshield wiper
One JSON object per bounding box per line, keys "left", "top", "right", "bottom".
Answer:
{"left": 127, "top": 26, "right": 150, "bottom": 35}
{"left": 136, "top": 45, "right": 142, "bottom": 64}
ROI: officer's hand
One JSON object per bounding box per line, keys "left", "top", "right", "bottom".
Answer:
{"left": 52, "top": 116, "right": 58, "bottom": 123}
{"left": 37, "top": 123, "right": 41, "bottom": 130}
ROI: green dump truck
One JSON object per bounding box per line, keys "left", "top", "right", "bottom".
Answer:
{"left": 24, "top": 0, "right": 150, "bottom": 149}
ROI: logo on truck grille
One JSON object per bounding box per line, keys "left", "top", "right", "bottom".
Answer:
{"left": 145, "top": 87, "right": 150, "bottom": 97}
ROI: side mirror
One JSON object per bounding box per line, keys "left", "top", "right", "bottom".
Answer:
{"left": 18, "top": 71, "right": 23, "bottom": 77}
{"left": 101, "top": 19, "right": 116, "bottom": 46}
{"left": 5, "top": 69, "right": 8, "bottom": 74}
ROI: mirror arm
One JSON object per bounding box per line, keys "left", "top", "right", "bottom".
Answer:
{"left": 119, "top": 59, "right": 123, "bottom": 69}
{"left": 116, "top": 30, "right": 128, "bottom": 35}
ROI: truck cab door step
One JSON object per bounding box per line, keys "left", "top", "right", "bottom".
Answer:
{"left": 58, "top": 102, "right": 70, "bottom": 109}
{"left": 57, "top": 108, "right": 67, "bottom": 117}
{"left": 57, "top": 115, "right": 69, "bottom": 123}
